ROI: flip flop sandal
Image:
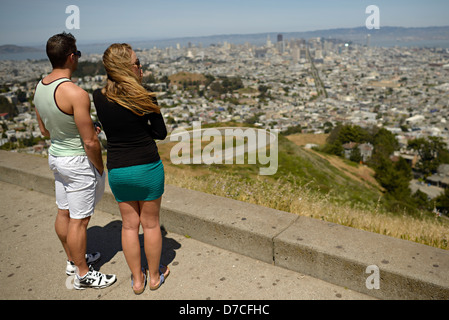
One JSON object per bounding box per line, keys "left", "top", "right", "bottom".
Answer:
{"left": 150, "top": 265, "right": 170, "bottom": 291}
{"left": 131, "top": 268, "right": 147, "bottom": 295}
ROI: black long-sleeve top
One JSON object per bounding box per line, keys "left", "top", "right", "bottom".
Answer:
{"left": 93, "top": 89, "right": 167, "bottom": 170}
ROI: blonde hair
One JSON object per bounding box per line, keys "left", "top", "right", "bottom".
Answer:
{"left": 102, "top": 43, "right": 160, "bottom": 115}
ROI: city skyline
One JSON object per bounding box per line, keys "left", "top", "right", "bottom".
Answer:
{"left": 1, "top": 0, "right": 449, "bottom": 46}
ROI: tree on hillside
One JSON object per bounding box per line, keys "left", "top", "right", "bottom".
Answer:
{"left": 372, "top": 128, "right": 399, "bottom": 159}
{"left": 434, "top": 188, "right": 449, "bottom": 215}
{"left": 349, "top": 147, "right": 362, "bottom": 163}
{"left": 408, "top": 136, "right": 448, "bottom": 177}
{"left": 323, "top": 121, "right": 333, "bottom": 133}
{"left": 338, "top": 125, "right": 370, "bottom": 144}
{"left": 204, "top": 74, "right": 215, "bottom": 87}
{"left": 412, "top": 189, "right": 432, "bottom": 212}
{"left": 221, "top": 76, "right": 243, "bottom": 92}
{"left": 394, "top": 156, "right": 413, "bottom": 181}
{"left": 374, "top": 156, "right": 412, "bottom": 201}
{"left": 365, "top": 127, "right": 400, "bottom": 172}
{"left": 326, "top": 124, "right": 369, "bottom": 145}
{"left": 209, "top": 81, "right": 226, "bottom": 96}
{"left": 324, "top": 124, "right": 369, "bottom": 156}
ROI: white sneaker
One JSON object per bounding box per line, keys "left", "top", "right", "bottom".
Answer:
{"left": 73, "top": 265, "right": 117, "bottom": 290}
{"left": 66, "top": 252, "right": 101, "bottom": 275}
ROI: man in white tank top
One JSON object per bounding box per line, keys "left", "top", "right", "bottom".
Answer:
{"left": 33, "top": 32, "right": 116, "bottom": 290}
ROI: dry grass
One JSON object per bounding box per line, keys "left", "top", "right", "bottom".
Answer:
{"left": 286, "top": 133, "right": 329, "bottom": 146}
{"left": 168, "top": 72, "right": 207, "bottom": 86}
{"left": 164, "top": 166, "right": 448, "bottom": 250}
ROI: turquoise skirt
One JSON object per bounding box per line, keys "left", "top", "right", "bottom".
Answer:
{"left": 108, "top": 160, "right": 164, "bottom": 202}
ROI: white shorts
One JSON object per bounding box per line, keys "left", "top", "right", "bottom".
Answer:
{"left": 48, "top": 155, "right": 105, "bottom": 219}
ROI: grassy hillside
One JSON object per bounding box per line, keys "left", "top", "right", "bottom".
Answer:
{"left": 155, "top": 129, "right": 448, "bottom": 250}
{"left": 159, "top": 130, "right": 382, "bottom": 209}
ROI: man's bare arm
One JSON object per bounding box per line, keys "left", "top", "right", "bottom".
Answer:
{"left": 35, "top": 107, "right": 50, "bottom": 137}
{"left": 69, "top": 86, "right": 104, "bottom": 175}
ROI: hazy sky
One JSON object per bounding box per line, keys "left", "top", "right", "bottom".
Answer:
{"left": 1, "top": 0, "right": 448, "bottom": 46}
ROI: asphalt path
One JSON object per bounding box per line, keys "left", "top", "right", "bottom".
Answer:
{"left": 0, "top": 180, "right": 373, "bottom": 305}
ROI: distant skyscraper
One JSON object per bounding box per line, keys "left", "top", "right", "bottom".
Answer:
{"left": 277, "top": 34, "right": 284, "bottom": 54}
{"left": 292, "top": 46, "right": 300, "bottom": 63}
{"left": 266, "top": 34, "right": 272, "bottom": 48}
{"left": 277, "top": 34, "right": 283, "bottom": 43}
{"left": 366, "top": 34, "right": 371, "bottom": 47}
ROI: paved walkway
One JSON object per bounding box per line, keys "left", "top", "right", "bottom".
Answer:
{"left": 0, "top": 180, "right": 374, "bottom": 302}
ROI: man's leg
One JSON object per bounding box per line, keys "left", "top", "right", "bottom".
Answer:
{"left": 67, "top": 216, "right": 91, "bottom": 277}
{"left": 55, "top": 208, "right": 72, "bottom": 261}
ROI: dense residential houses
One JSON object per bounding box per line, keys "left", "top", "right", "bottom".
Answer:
{"left": 1, "top": 38, "right": 449, "bottom": 184}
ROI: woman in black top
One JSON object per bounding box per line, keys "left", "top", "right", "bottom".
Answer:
{"left": 93, "top": 43, "right": 169, "bottom": 294}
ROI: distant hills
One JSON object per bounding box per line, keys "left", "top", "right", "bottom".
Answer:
{"left": 131, "top": 26, "right": 449, "bottom": 49}
{"left": 2, "top": 26, "right": 449, "bottom": 54}
{"left": 285, "top": 26, "right": 449, "bottom": 41}
{"left": 0, "top": 44, "right": 42, "bottom": 54}
{"left": 300, "top": 25, "right": 449, "bottom": 44}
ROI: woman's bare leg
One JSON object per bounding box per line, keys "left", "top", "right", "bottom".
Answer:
{"left": 119, "top": 201, "right": 145, "bottom": 290}
{"left": 139, "top": 197, "right": 163, "bottom": 287}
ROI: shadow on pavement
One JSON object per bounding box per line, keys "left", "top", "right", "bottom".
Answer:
{"left": 86, "top": 221, "right": 180, "bottom": 270}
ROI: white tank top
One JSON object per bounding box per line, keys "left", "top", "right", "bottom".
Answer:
{"left": 33, "top": 78, "right": 86, "bottom": 156}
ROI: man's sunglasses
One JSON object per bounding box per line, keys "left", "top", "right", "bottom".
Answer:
{"left": 69, "top": 51, "right": 82, "bottom": 58}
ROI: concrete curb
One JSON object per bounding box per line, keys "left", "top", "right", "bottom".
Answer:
{"left": 1, "top": 150, "right": 448, "bottom": 300}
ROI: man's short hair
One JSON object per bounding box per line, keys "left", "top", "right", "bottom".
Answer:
{"left": 46, "top": 32, "right": 77, "bottom": 68}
